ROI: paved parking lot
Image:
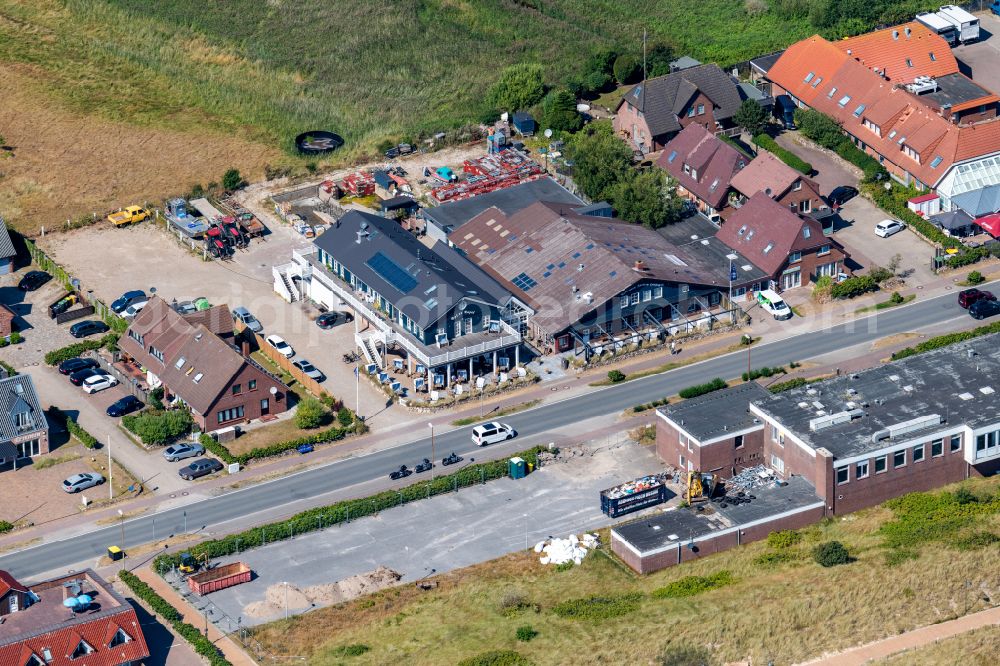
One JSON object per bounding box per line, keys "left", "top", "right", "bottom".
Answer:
{"left": 0, "top": 268, "right": 78, "bottom": 367}
{"left": 773, "top": 132, "right": 938, "bottom": 286}
{"left": 37, "top": 221, "right": 394, "bottom": 421}
{"left": 954, "top": 13, "right": 1000, "bottom": 93}
{"left": 194, "top": 438, "right": 666, "bottom": 626}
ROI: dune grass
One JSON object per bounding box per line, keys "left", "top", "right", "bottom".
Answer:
{"left": 249, "top": 475, "right": 1000, "bottom": 665}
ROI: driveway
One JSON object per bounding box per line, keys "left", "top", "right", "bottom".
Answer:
{"left": 953, "top": 13, "right": 1000, "bottom": 93}
{"left": 29, "top": 366, "right": 192, "bottom": 495}
{"left": 773, "top": 132, "right": 938, "bottom": 286}
{"left": 37, "top": 222, "right": 395, "bottom": 422}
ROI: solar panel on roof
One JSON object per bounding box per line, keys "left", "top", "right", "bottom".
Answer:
{"left": 366, "top": 251, "right": 418, "bottom": 293}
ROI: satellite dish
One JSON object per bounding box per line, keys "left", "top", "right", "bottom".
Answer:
{"left": 270, "top": 386, "right": 278, "bottom": 395}
{"left": 544, "top": 128, "right": 553, "bottom": 138}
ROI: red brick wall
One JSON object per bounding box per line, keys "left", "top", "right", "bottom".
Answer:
{"left": 776, "top": 178, "right": 823, "bottom": 214}
{"left": 614, "top": 101, "right": 653, "bottom": 152}
{"left": 678, "top": 92, "right": 717, "bottom": 136}
{"left": 612, "top": 503, "right": 826, "bottom": 574}
{"left": 197, "top": 363, "right": 288, "bottom": 431}
{"left": 655, "top": 418, "right": 764, "bottom": 475}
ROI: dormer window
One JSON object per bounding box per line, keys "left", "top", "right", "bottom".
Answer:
{"left": 14, "top": 410, "right": 30, "bottom": 429}
{"left": 71, "top": 640, "right": 95, "bottom": 658}
{"left": 688, "top": 107, "right": 696, "bottom": 118}
{"left": 26, "top": 654, "right": 44, "bottom": 666}
{"left": 793, "top": 181, "right": 802, "bottom": 191}
{"left": 109, "top": 628, "right": 133, "bottom": 648}
{"left": 149, "top": 346, "right": 164, "bottom": 362}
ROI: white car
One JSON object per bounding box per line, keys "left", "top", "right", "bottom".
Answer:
{"left": 875, "top": 219, "right": 905, "bottom": 238}
{"left": 123, "top": 299, "right": 149, "bottom": 319}
{"left": 82, "top": 373, "right": 119, "bottom": 394}
{"left": 471, "top": 422, "right": 516, "bottom": 446}
{"left": 62, "top": 472, "right": 105, "bottom": 493}
{"left": 265, "top": 335, "right": 294, "bottom": 358}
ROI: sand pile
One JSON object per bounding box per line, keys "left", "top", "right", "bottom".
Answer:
{"left": 244, "top": 566, "right": 402, "bottom": 618}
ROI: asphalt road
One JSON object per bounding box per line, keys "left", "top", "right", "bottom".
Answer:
{"left": 0, "top": 288, "right": 977, "bottom": 579}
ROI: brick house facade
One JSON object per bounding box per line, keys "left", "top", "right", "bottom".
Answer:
{"left": 0, "top": 374, "right": 49, "bottom": 470}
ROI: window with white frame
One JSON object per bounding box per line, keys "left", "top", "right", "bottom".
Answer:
{"left": 913, "top": 444, "right": 925, "bottom": 462}
{"left": 680, "top": 454, "right": 686, "bottom": 468}
{"left": 856, "top": 461, "right": 869, "bottom": 479}
{"left": 875, "top": 455, "right": 887, "bottom": 474}
{"left": 836, "top": 467, "right": 849, "bottom": 484}
{"left": 653, "top": 286, "right": 663, "bottom": 299}
{"left": 679, "top": 433, "right": 688, "bottom": 449}
{"left": 894, "top": 450, "right": 906, "bottom": 467}
{"left": 950, "top": 434, "right": 962, "bottom": 452}
{"left": 734, "top": 435, "right": 744, "bottom": 449}
{"left": 631, "top": 292, "right": 640, "bottom": 305}
{"left": 620, "top": 295, "right": 629, "bottom": 309}
{"left": 771, "top": 454, "right": 785, "bottom": 474}
{"left": 642, "top": 289, "right": 651, "bottom": 302}
{"left": 931, "top": 439, "right": 943, "bottom": 457}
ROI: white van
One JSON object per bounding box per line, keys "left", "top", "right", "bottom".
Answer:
{"left": 471, "top": 422, "right": 516, "bottom": 446}
{"left": 756, "top": 289, "right": 793, "bottom": 320}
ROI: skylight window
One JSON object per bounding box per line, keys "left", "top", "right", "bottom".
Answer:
{"left": 709, "top": 178, "right": 721, "bottom": 192}
{"left": 738, "top": 225, "right": 747, "bottom": 236}
{"left": 811, "top": 76, "right": 823, "bottom": 88}
{"left": 746, "top": 230, "right": 754, "bottom": 240}
{"left": 804, "top": 72, "right": 814, "bottom": 83}
{"left": 512, "top": 272, "right": 538, "bottom": 291}
{"left": 897, "top": 135, "right": 906, "bottom": 145}
{"left": 827, "top": 86, "right": 837, "bottom": 98}
{"left": 667, "top": 150, "right": 678, "bottom": 163}
{"left": 888, "top": 129, "right": 898, "bottom": 139}
{"left": 838, "top": 95, "right": 851, "bottom": 108}
{"left": 175, "top": 357, "right": 186, "bottom": 369}
{"left": 930, "top": 155, "right": 943, "bottom": 168}
{"left": 905, "top": 58, "right": 913, "bottom": 67}
{"left": 193, "top": 373, "right": 203, "bottom": 384}
{"left": 853, "top": 104, "right": 866, "bottom": 117}
{"left": 929, "top": 52, "right": 936, "bottom": 61}
{"left": 763, "top": 243, "right": 774, "bottom": 254}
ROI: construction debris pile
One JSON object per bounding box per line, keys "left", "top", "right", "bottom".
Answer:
{"left": 602, "top": 473, "right": 670, "bottom": 500}
{"left": 243, "top": 566, "right": 401, "bottom": 618}
{"left": 728, "top": 465, "right": 778, "bottom": 492}
{"left": 534, "top": 533, "right": 600, "bottom": 566}
{"left": 430, "top": 150, "right": 543, "bottom": 203}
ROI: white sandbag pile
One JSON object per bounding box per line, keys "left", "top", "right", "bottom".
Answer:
{"left": 534, "top": 533, "right": 600, "bottom": 566}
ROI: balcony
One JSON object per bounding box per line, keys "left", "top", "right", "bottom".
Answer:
{"left": 295, "top": 249, "right": 521, "bottom": 368}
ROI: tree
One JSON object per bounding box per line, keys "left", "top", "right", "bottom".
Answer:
{"left": 611, "top": 170, "right": 670, "bottom": 228}
{"left": 294, "top": 397, "right": 327, "bottom": 429}
{"left": 567, "top": 122, "right": 632, "bottom": 201}
{"left": 222, "top": 168, "right": 245, "bottom": 191}
{"left": 734, "top": 99, "right": 768, "bottom": 139}
{"left": 542, "top": 89, "right": 582, "bottom": 132}
{"left": 486, "top": 64, "right": 545, "bottom": 112}
{"left": 646, "top": 44, "right": 675, "bottom": 78}
{"left": 613, "top": 54, "right": 641, "bottom": 84}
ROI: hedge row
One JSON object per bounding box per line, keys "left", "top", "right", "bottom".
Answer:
{"left": 754, "top": 134, "right": 812, "bottom": 175}
{"left": 768, "top": 377, "right": 808, "bottom": 393}
{"left": 118, "top": 570, "right": 231, "bottom": 666}
{"left": 0, "top": 360, "right": 17, "bottom": 377}
{"left": 678, "top": 378, "right": 727, "bottom": 400}
{"left": 200, "top": 423, "right": 361, "bottom": 466}
{"left": 154, "top": 445, "right": 548, "bottom": 574}
{"left": 891, "top": 320, "right": 1000, "bottom": 360}
{"left": 794, "top": 108, "right": 884, "bottom": 181}
{"left": 47, "top": 407, "right": 99, "bottom": 448}
{"left": 861, "top": 182, "right": 960, "bottom": 249}
{"left": 741, "top": 365, "right": 785, "bottom": 382}
{"left": 43, "top": 333, "right": 119, "bottom": 365}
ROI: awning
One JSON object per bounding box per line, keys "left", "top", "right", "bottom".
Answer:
{"left": 975, "top": 213, "right": 1000, "bottom": 237}
{"left": 929, "top": 209, "right": 973, "bottom": 231}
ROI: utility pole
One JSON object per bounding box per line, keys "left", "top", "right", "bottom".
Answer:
{"left": 642, "top": 29, "right": 647, "bottom": 82}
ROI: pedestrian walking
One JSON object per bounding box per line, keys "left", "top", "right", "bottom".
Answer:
{"left": 670, "top": 340, "right": 677, "bottom": 355}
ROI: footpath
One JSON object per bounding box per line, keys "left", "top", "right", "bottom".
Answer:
{"left": 798, "top": 604, "right": 1000, "bottom": 664}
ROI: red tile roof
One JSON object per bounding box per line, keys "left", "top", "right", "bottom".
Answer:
{"left": 657, "top": 123, "right": 748, "bottom": 209}
{"left": 0, "top": 570, "right": 27, "bottom": 597}
{"left": 730, "top": 151, "right": 808, "bottom": 200}
{"left": 768, "top": 34, "right": 1000, "bottom": 188}
{"left": 0, "top": 569, "right": 150, "bottom": 666}
{"left": 716, "top": 193, "right": 837, "bottom": 276}
{"left": 835, "top": 22, "right": 958, "bottom": 82}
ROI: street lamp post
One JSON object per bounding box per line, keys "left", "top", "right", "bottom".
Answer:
{"left": 283, "top": 582, "right": 289, "bottom": 620}
{"left": 428, "top": 423, "right": 435, "bottom": 479}
{"left": 118, "top": 509, "right": 125, "bottom": 568}
{"left": 523, "top": 513, "right": 528, "bottom": 551}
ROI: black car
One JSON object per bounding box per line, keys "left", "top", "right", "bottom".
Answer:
{"left": 69, "top": 320, "right": 109, "bottom": 338}
{"left": 826, "top": 186, "right": 859, "bottom": 208}
{"left": 111, "top": 289, "right": 146, "bottom": 314}
{"left": 970, "top": 298, "right": 1000, "bottom": 320}
{"left": 58, "top": 357, "right": 99, "bottom": 375}
{"left": 389, "top": 465, "right": 411, "bottom": 480}
{"left": 69, "top": 367, "right": 103, "bottom": 386}
{"left": 178, "top": 458, "right": 224, "bottom": 480}
{"left": 442, "top": 452, "right": 463, "bottom": 466}
{"left": 107, "top": 395, "right": 143, "bottom": 417}
{"left": 316, "top": 311, "right": 353, "bottom": 329}
{"left": 18, "top": 271, "right": 52, "bottom": 291}
{"left": 414, "top": 458, "right": 433, "bottom": 473}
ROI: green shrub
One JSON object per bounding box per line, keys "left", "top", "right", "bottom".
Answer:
{"left": 9, "top": 331, "right": 22, "bottom": 344}
{"left": 154, "top": 445, "right": 549, "bottom": 574}
{"left": 678, "top": 378, "right": 727, "bottom": 400}
{"left": 294, "top": 397, "right": 327, "bottom": 429}
{"left": 954, "top": 487, "right": 979, "bottom": 505}
{"left": 830, "top": 274, "right": 878, "bottom": 299}
{"left": 889, "top": 291, "right": 904, "bottom": 304}
{"left": 148, "top": 386, "right": 165, "bottom": 411}
{"left": 753, "top": 551, "right": 798, "bottom": 567}
{"left": 0, "top": 520, "right": 13, "bottom": 533}
{"left": 879, "top": 487, "right": 1000, "bottom": 552}
{"left": 953, "top": 532, "right": 1000, "bottom": 551}
{"left": 337, "top": 407, "right": 354, "bottom": 428}
{"left": 813, "top": 541, "right": 851, "bottom": 567}
{"left": 607, "top": 369, "right": 626, "bottom": 383}
{"left": 742, "top": 365, "right": 786, "bottom": 382}
{"left": 515, "top": 625, "right": 538, "bottom": 642}
{"left": 0, "top": 359, "right": 16, "bottom": 377}
{"left": 330, "top": 644, "right": 370, "bottom": 657}
{"left": 753, "top": 134, "right": 812, "bottom": 174}
{"left": 660, "top": 644, "right": 716, "bottom": 666}
{"left": 884, "top": 549, "right": 919, "bottom": 567}
{"left": 768, "top": 377, "right": 808, "bottom": 393}
{"left": 651, "top": 571, "right": 733, "bottom": 599}
{"left": 122, "top": 410, "right": 193, "bottom": 445}
{"left": 891, "top": 321, "right": 1000, "bottom": 360}
{"left": 966, "top": 270, "right": 985, "bottom": 285}
{"left": 222, "top": 168, "right": 245, "bottom": 191}
{"left": 44, "top": 340, "right": 103, "bottom": 366}
{"left": 767, "top": 530, "right": 802, "bottom": 549}
{"left": 551, "top": 592, "right": 643, "bottom": 619}
{"left": 458, "top": 650, "right": 533, "bottom": 666}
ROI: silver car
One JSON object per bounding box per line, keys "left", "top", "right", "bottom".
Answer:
{"left": 293, "top": 359, "right": 325, "bottom": 381}
{"left": 163, "top": 442, "right": 206, "bottom": 462}
{"left": 62, "top": 472, "right": 105, "bottom": 494}
{"left": 232, "top": 306, "right": 263, "bottom": 333}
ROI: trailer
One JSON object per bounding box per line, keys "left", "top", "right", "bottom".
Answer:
{"left": 187, "top": 562, "right": 252, "bottom": 596}
{"left": 936, "top": 5, "right": 979, "bottom": 43}
{"left": 600, "top": 474, "right": 670, "bottom": 518}
{"left": 218, "top": 196, "right": 266, "bottom": 237}
{"left": 165, "top": 198, "right": 210, "bottom": 239}
{"left": 915, "top": 11, "right": 958, "bottom": 45}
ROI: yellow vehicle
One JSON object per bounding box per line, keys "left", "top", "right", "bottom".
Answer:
{"left": 178, "top": 552, "right": 206, "bottom": 574}
{"left": 107, "top": 205, "right": 150, "bottom": 228}
{"left": 686, "top": 470, "right": 720, "bottom": 505}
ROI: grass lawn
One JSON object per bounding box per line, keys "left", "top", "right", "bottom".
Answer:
{"left": 856, "top": 294, "right": 916, "bottom": 314}
{"left": 225, "top": 417, "right": 330, "bottom": 457}
{"left": 250, "top": 476, "right": 1000, "bottom": 665}
{"left": 882, "top": 624, "right": 1000, "bottom": 665}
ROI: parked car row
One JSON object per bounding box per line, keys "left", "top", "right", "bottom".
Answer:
{"left": 959, "top": 288, "right": 999, "bottom": 320}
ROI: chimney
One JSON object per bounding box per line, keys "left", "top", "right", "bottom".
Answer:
{"left": 241, "top": 339, "right": 251, "bottom": 357}
{"left": 633, "top": 260, "right": 647, "bottom": 272}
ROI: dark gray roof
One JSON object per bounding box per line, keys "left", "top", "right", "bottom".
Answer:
{"left": 314, "top": 210, "right": 511, "bottom": 325}
{"left": 750, "top": 51, "right": 785, "bottom": 76}
{"left": 619, "top": 64, "right": 745, "bottom": 138}
{"left": 670, "top": 56, "right": 702, "bottom": 71}
{"left": 655, "top": 214, "right": 769, "bottom": 287}
{"left": 422, "top": 177, "right": 583, "bottom": 236}
{"left": 923, "top": 73, "right": 995, "bottom": 110}
{"left": 751, "top": 334, "right": 1000, "bottom": 460}
{"left": 930, "top": 208, "right": 975, "bottom": 231}
{"left": 612, "top": 475, "right": 821, "bottom": 555}
{"left": 380, "top": 195, "right": 419, "bottom": 211}
{"left": 0, "top": 219, "right": 14, "bottom": 260}
{"left": 0, "top": 374, "right": 48, "bottom": 443}
{"left": 657, "top": 383, "right": 770, "bottom": 443}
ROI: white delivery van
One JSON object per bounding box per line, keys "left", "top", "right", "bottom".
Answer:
{"left": 756, "top": 289, "right": 793, "bottom": 320}
{"left": 471, "top": 422, "right": 516, "bottom": 446}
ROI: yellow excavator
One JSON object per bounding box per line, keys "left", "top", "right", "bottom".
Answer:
{"left": 686, "top": 470, "right": 720, "bottom": 505}
{"left": 177, "top": 552, "right": 209, "bottom": 575}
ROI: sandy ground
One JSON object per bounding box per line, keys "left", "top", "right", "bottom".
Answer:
{"left": 0, "top": 66, "right": 280, "bottom": 234}
{"left": 243, "top": 566, "right": 401, "bottom": 617}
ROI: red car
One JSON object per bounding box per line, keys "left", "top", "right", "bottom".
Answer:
{"left": 958, "top": 288, "right": 995, "bottom": 309}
